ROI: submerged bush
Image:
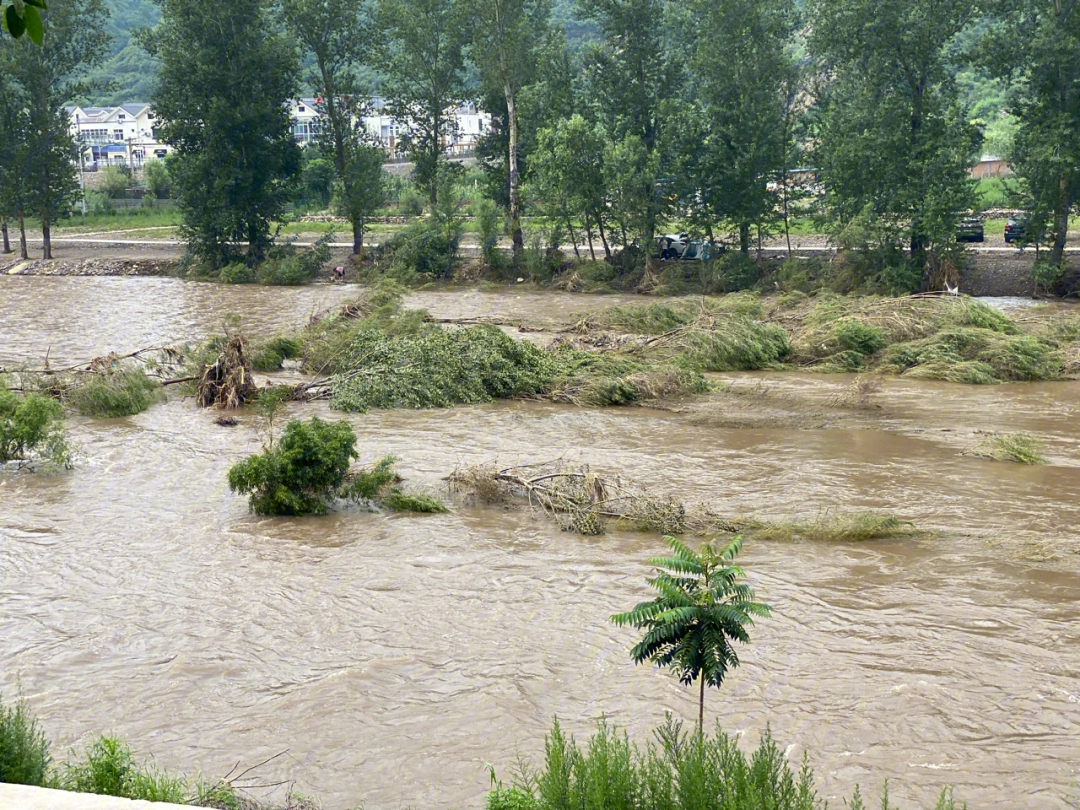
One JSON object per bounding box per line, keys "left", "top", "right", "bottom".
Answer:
{"left": 882, "top": 328, "right": 1061, "bottom": 383}
{"left": 0, "top": 693, "right": 51, "bottom": 786}
{"left": 251, "top": 336, "right": 304, "bottom": 371}
{"left": 970, "top": 432, "right": 1046, "bottom": 464}
{"left": 256, "top": 234, "right": 334, "bottom": 286}
{"left": 228, "top": 417, "right": 359, "bottom": 515}
{"left": 342, "top": 455, "right": 449, "bottom": 513}
{"left": 0, "top": 388, "right": 71, "bottom": 467}
{"left": 66, "top": 370, "right": 163, "bottom": 418}
{"left": 329, "top": 324, "right": 555, "bottom": 411}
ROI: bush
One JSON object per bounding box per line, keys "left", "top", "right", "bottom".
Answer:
{"left": 0, "top": 694, "right": 51, "bottom": 786}
{"left": 66, "top": 370, "right": 163, "bottom": 418}
{"left": 228, "top": 417, "right": 359, "bottom": 515}
{"left": 142, "top": 159, "right": 172, "bottom": 200}
{"left": 251, "top": 336, "right": 304, "bottom": 371}
{"left": 0, "top": 388, "right": 71, "bottom": 467}
{"left": 474, "top": 198, "right": 503, "bottom": 267}
{"left": 101, "top": 165, "right": 133, "bottom": 199}
{"left": 383, "top": 216, "right": 462, "bottom": 278}
{"left": 329, "top": 324, "right": 554, "bottom": 411}
{"left": 61, "top": 736, "right": 186, "bottom": 803}
{"left": 256, "top": 234, "right": 334, "bottom": 286}
{"left": 219, "top": 262, "right": 255, "bottom": 284}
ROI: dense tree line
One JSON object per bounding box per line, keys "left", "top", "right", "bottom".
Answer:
{"left": 3, "top": 0, "right": 1078, "bottom": 282}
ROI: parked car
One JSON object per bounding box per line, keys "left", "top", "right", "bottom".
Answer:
{"left": 1004, "top": 217, "right": 1028, "bottom": 244}
{"left": 656, "top": 233, "right": 712, "bottom": 261}
{"left": 956, "top": 217, "right": 984, "bottom": 243}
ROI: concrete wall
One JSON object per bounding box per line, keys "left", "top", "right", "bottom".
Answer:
{"left": 0, "top": 783, "right": 212, "bottom": 810}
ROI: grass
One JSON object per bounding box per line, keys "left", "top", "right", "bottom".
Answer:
{"left": 0, "top": 693, "right": 51, "bottom": 787}
{"left": 969, "top": 432, "right": 1046, "bottom": 464}
{"left": 739, "top": 512, "right": 921, "bottom": 542}
{"left": 52, "top": 208, "right": 182, "bottom": 233}
{"left": 62, "top": 736, "right": 185, "bottom": 802}
{"left": 66, "top": 369, "right": 164, "bottom": 418}
{"left": 251, "top": 336, "right": 304, "bottom": 371}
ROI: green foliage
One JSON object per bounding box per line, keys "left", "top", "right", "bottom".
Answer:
{"left": 0, "top": 387, "right": 71, "bottom": 467}
{"left": 61, "top": 736, "right": 185, "bottom": 802}
{"left": 970, "top": 433, "right": 1046, "bottom": 465}
{"left": 251, "top": 336, "right": 304, "bottom": 371}
{"left": 219, "top": 262, "right": 255, "bottom": 284}
{"left": 0, "top": 693, "right": 51, "bottom": 787}
{"left": 474, "top": 197, "right": 502, "bottom": 266}
{"left": 147, "top": 0, "right": 300, "bottom": 267}
{"left": 329, "top": 324, "right": 554, "bottom": 411}
{"left": 141, "top": 159, "right": 172, "bottom": 200}
{"left": 881, "top": 328, "right": 1062, "bottom": 383}
{"left": 227, "top": 417, "right": 359, "bottom": 515}
{"left": 743, "top": 512, "right": 920, "bottom": 543}
{"left": 342, "top": 454, "right": 449, "bottom": 512}
{"left": 520, "top": 718, "right": 823, "bottom": 810}
{"left": 101, "top": 165, "right": 133, "bottom": 199}
{"left": 256, "top": 233, "right": 334, "bottom": 286}
{"left": 383, "top": 213, "right": 462, "bottom": 278}
{"left": 612, "top": 535, "right": 770, "bottom": 728}
{"left": 66, "top": 370, "right": 163, "bottom": 418}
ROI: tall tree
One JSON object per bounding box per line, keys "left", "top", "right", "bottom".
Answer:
{"left": 674, "top": 0, "right": 797, "bottom": 254}
{"left": 146, "top": 0, "right": 300, "bottom": 268}
{"left": 0, "top": 63, "right": 28, "bottom": 256}
{"left": 579, "top": 0, "right": 675, "bottom": 254}
{"left": 283, "top": 0, "right": 384, "bottom": 256}
{"left": 809, "top": 0, "right": 981, "bottom": 278}
{"left": 5, "top": 0, "right": 108, "bottom": 259}
{"left": 472, "top": 0, "right": 554, "bottom": 261}
{"left": 982, "top": 0, "right": 1080, "bottom": 267}
{"left": 611, "top": 535, "right": 770, "bottom": 732}
{"left": 376, "top": 0, "right": 469, "bottom": 206}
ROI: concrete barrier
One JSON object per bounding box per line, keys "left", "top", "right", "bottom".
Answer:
{"left": 0, "top": 783, "right": 213, "bottom": 810}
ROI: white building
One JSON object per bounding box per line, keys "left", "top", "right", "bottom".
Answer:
{"left": 68, "top": 97, "right": 492, "bottom": 168}
{"left": 66, "top": 104, "right": 170, "bottom": 170}
{"left": 292, "top": 96, "right": 491, "bottom": 155}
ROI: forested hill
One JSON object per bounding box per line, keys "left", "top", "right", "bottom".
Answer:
{"left": 86, "top": 0, "right": 160, "bottom": 104}
{"left": 87, "top": 0, "right": 1005, "bottom": 152}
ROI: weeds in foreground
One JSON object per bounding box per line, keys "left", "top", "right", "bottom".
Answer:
{"left": 0, "top": 387, "right": 72, "bottom": 468}
{"left": 491, "top": 718, "right": 964, "bottom": 810}
{"left": 0, "top": 693, "right": 51, "bottom": 786}
{"left": 62, "top": 736, "right": 186, "bottom": 802}
{"left": 968, "top": 432, "right": 1046, "bottom": 464}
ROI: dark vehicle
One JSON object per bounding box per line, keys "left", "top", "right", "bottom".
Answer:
{"left": 956, "top": 217, "right": 984, "bottom": 243}
{"left": 1004, "top": 217, "right": 1028, "bottom": 244}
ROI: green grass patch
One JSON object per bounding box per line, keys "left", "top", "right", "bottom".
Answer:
{"left": 742, "top": 512, "right": 921, "bottom": 542}
{"left": 66, "top": 370, "right": 164, "bottom": 418}
{"left": 969, "top": 432, "right": 1046, "bottom": 464}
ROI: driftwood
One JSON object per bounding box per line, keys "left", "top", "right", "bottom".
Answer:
{"left": 449, "top": 460, "right": 693, "bottom": 536}
{"left": 196, "top": 335, "right": 257, "bottom": 409}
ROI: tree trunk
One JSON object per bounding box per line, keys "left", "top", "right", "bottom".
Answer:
{"left": 353, "top": 218, "right": 364, "bottom": 258}
{"left": 1050, "top": 169, "right": 1071, "bottom": 267}
{"left": 1, "top": 220, "right": 10, "bottom": 254}
{"left": 597, "top": 216, "right": 611, "bottom": 259}
{"left": 564, "top": 211, "right": 581, "bottom": 260}
{"left": 739, "top": 223, "right": 750, "bottom": 255}
{"left": 42, "top": 219, "right": 51, "bottom": 260}
{"left": 18, "top": 208, "right": 28, "bottom": 260}
{"left": 505, "top": 82, "right": 523, "bottom": 264}
{"left": 698, "top": 675, "right": 705, "bottom": 733}
{"left": 585, "top": 214, "right": 596, "bottom": 261}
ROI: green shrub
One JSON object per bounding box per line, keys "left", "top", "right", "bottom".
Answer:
{"left": 383, "top": 215, "right": 462, "bottom": 278}
{"left": 474, "top": 198, "right": 502, "bottom": 267}
{"left": 0, "top": 388, "right": 71, "bottom": 467}
{"left": 381, "top": 491, "right": 450, "bottom": 513}
{"left": 61, "top": 736, "right": 186, "bottom": 803}
{"left": 344, "top": 455, "right": 399, "bottom": 501}
{"left": 882, "top": 328, "right": 1061, "bottom": 383}
{"left": 228, "top": 417, "right": 359, "bottom": 515}
{"left": 219, "top": 262, "right": 255, "bottom": 284}
{"left": 66, "top": 370, "right": 163, "bottom": 418}
{"left": 834, "top": 320, "right": 888, "bottom": 357}
{"left": 970, "top": 432, "right": 1046, "bottom": 464}
{"left": 251, "top": 336, "right": 304, "bottom": 371}
{"left": 0, "top": 694, "right": 51, "bottom": 786}
{"left": 329, "top": 324, "right": 554, "bottom": 411}
{"left": 256, "top": 234, "right": 334, "bottom": 286}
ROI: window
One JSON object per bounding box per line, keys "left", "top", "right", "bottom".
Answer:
{"left": 113, "top": 130, "right": 123, "bottom": 141}
{"left": 298, "top": 105, "right": 305, "bottom": 112}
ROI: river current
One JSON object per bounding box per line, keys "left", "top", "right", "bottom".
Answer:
{"left": 1, "top": 276, "right": 1078, "bottom": 809}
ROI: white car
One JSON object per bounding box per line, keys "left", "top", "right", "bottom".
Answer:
{"left": 656, "top": 233, "right": 711, "bottom": 261}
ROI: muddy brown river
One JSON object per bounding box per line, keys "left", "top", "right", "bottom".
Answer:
{"left": 1, "top": 277, "right": 1078, "bottom": 809}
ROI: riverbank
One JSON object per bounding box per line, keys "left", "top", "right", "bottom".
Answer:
{"left": 0, "top": 784, "right": 212, "bottom": 810}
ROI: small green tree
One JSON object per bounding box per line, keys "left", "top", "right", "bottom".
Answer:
{"left": 142, "top": 159, "right": 170, "bottom": 199}
{"left": 611, "top": 535, "right": 770, "bottom": 731}
{"left": 101, "top": 165, "right": 132, "bottom": 199}
{"left": 0, "top": 387, "right": 71, "bottom": 467}
{"left": 0, "top": 693, "right": 51, "bottom": 786}
{"left": 227, "top": 416, "right": 358, "bottom": 515}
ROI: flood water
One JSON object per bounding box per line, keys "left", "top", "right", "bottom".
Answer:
{"left": 1, "top": 277, "right": 1078, "bottom": 810}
